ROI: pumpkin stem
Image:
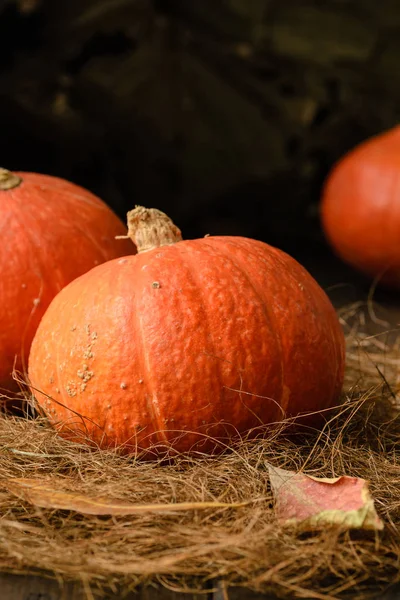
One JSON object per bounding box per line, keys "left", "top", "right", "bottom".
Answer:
{"left": 117, "top": 206, "right": 183, "bottom": 253}
{"left": 0, "top": 168, "right": 22, "bottom": 191}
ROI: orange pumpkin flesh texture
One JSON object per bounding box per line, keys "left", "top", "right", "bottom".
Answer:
{"left": 0, "top": 169, "right": 134, "bottom": 390}
{"left": 321, "top": 126, "right": 400, "bottom": 288}
{"left": 29, "top": 207, "right": 345, "bottom": 455}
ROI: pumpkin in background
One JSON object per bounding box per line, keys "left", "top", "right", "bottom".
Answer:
{"left": 29, "top": 206, "right": 345, "bottom": 456}
{"left": 321, "top": 126, "right": 400, "bottom": 288}
{"left": 0, "top": 168, "right": 135, "bottom": 391}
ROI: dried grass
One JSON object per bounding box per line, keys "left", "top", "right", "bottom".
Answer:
{"left": 1, "top": 302, "right": 400, "bottom": 599}
{"left": 340, "top": 300, "right": 400, "bottom": 403}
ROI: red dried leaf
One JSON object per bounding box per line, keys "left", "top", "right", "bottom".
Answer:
{"left": 267, "top": 464, "right": 384, "bottom": 531}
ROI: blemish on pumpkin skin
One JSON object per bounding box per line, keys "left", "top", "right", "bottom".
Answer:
{"left": 120, "top": 382, "right": 127, "bottom": 390}
{"left": 49, "top": 376, "right": 54, "bottom": 384}
{"left": 70, "top": 325, "right": 77, "bottom": 332}
{"left": 77, "top": 365, "right": 94, "bottom": 383}
{"left": 66, "top": 383, "right": 77, "bottom": 397}
{"left": 33, "top": 298, "right": 40, "bottom": 307}
{"left": 82, "top": 332, "right": 96, "bottom": 368}
{"left": 152, "top": 281, "right": 161, "bottom": 289}
{"left": 138, "top": 379, "right": 143, "bottom": 384}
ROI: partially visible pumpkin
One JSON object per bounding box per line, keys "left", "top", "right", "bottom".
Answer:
{"left": 321, "top": 126, "right": 400, "bottom": 288}
{"left": 0, "top": 168, "right": 135, "bottom": 391}
{"left": 28, "top": 206, "right": 345, "bottom": 456}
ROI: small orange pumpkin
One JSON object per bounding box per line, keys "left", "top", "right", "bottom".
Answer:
{"left": 0, "top": 168, "right": 134, "bottom": 390}
{"left": 321, "top": 126, "right": 400, "bottom": 288}
{"left": 28, "top": 207, "right": 345, "bottom": 455}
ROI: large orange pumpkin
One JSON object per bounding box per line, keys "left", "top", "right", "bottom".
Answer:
{"left": 28, "top": 207, "right": 345, "bottom": 455}
{"left": 321, "top": 126, "right": 400, "bottom": 288}
{"left": 0, "top": 168, "right": 134, "bottom": 391}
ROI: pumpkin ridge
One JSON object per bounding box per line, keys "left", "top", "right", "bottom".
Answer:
{"left": 174, "top": 243, "right": 228, "bottom": 427}
{"left": 201, "top": 237, "right": 286, "bottom": 416}
{"left": 256, "top": 243, "right": 344, "bottom": 414}
{"left": 41, "top": 270, "right": 129, "bottom": 443}
{"left": 54, "top": 279, "right": 94, "bottom": 436}
{"left": 281, "top": 253, "right": 345, "bottom": 409}
{"left": 18, "top": 186, "right": 69, "bottom": 292}
{"left": 7, "top": 191, "right": 48, "bottom": 375}
{"left": 133, "top": 261, "right": 170, "bottom": 447}
{"left": 1, "top": 188, "right": 43, "bottom": 380}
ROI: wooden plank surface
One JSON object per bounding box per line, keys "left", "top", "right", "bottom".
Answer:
{"left": 2, "top": 572, "right": 400, "bottom": 600}
{"left": 0, "top": 571, "right": 205, "bottom": 600}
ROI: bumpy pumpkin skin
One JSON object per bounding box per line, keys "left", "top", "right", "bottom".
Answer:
{"left": 321, "top": 126, "right": 400, "bottom": 288}
{"left": 0, "top": 170, "right": 134, "bottom": 390}
{"left": 29, "top": 214, "right": 345, "bottom": 456}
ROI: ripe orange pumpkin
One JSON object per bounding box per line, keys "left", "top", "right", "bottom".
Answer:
{"left": 28, "top": 207, "right": 345, "bottom": 455}
{"left": 321, "top": 126, "right": 400, "bottom": 288}
{"left": 0, "top": 168, "right": 134, "bottom": 391}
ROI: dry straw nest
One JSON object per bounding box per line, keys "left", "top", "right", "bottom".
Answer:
{"left": 1, "top": 301, "right": 400, "bottom": 600}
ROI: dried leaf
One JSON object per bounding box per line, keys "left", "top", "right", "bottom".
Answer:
{"left": 267, "top": 464, "right": 384, "bottom": 531}
{"left": 4, "top": 478, "right": 246, "bottom": 516}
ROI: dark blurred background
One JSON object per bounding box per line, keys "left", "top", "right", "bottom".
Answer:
{"left": 1, "top": 0, "right": 398, "bottom": 281}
